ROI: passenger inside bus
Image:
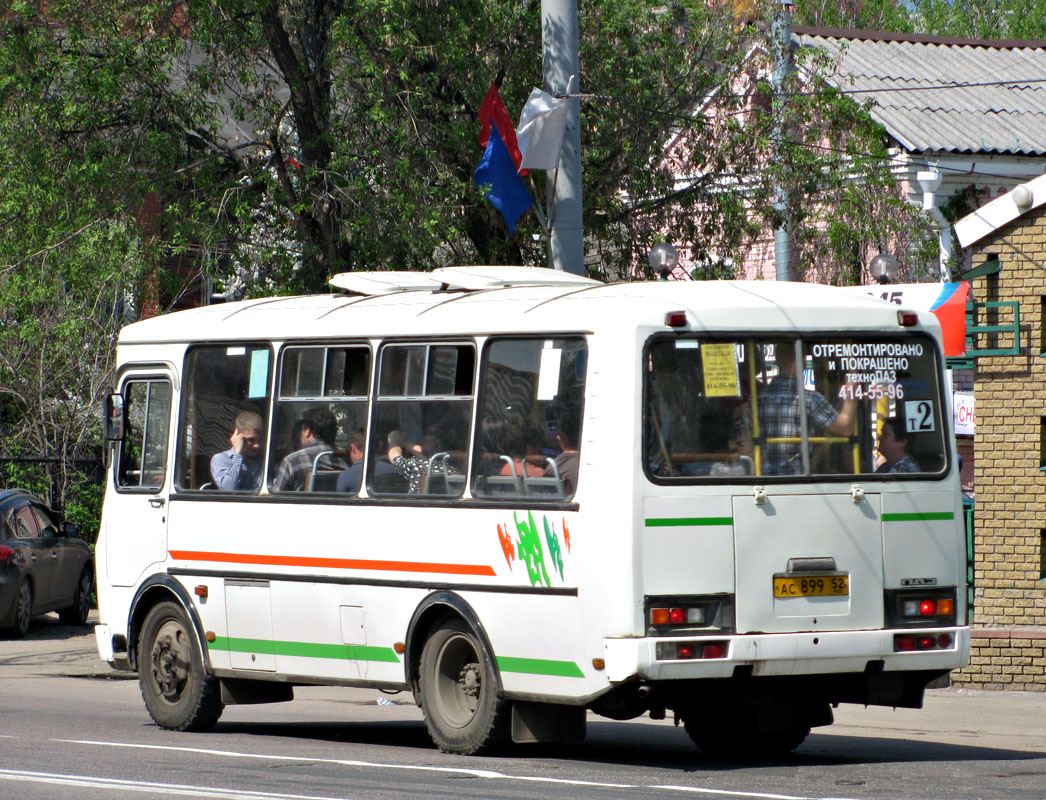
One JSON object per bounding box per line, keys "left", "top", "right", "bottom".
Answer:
{"left": 498, "top": 416, "right": 547, "bottom": 480}
{"left": 678, "top": 408, "right": 749, "bottom": 477}
{"left": 544, "top": 405, "right": 580, "bottom": 495}
{"left": 337, "top": 430, "right": 395, "bottom": 494}
{"left": 210, "top": 411, "right": 265, "bottom": 490}
{"left": 876, "top": 415, "right": 921, "bottom": 473}
{"left": 757, "top": 342, "right": 856, "bottom": 476}
{"left": 272, "top": 407, "right": 345, "bottom": 491}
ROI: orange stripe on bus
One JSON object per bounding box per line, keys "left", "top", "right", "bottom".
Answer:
{"left": 168, "top": 550, "right": 497, "bottom": 577}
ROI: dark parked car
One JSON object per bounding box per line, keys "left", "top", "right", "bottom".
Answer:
{"left": 0, "top": 488, "right": 94, "bottom": 637}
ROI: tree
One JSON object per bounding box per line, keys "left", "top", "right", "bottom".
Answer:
{"left": 0, "top": 0, "right": 933, "bottom": 517}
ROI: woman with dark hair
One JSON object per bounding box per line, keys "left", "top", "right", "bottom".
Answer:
{"left": 877, "top": 416, "right": 920, "bottom": 473}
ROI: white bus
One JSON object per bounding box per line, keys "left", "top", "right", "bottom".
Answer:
{"left": 95, "top": 266, "right": 969, "bottom": 758}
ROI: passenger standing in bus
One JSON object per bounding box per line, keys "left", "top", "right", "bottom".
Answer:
{"left": 209, "top": 411, "right": 265, "bottom": 490}
{"left": 273, "top": 407, "right": 345, "bottom": 491}
{"left": 758, "top": 342, "right": 855, "bottom": 476}
{"left": 876, "top": 416, "right": 920, "bottom": 473}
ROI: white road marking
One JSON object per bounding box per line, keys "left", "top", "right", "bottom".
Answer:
{"left": 56, "top": 738, "right": 868, "bottom": 800}
{"left": 0, "top": 768, "right": 353, "bottom": 800}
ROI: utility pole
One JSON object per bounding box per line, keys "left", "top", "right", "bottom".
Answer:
{"left": 542, "top": 0, "right": 585, "bottom": 274}
{"left": 771, "top": 0, "right": 794, "bottom": 281}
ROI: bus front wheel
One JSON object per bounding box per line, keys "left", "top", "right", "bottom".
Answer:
{"left": 419, "top": 617, "right": 509, "bottom": 755}
{"left": 138, "top": 601, "right": 224, "bottom": 731}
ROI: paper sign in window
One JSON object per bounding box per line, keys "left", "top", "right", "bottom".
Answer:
{"left": 701, "top": 343, "right": 740, "bottom": 397}
{"left": 249, "top": 349, "right": 270, "bottom": 399}
{"left": 537, "top": 345, "right": 563, "bottom": 401}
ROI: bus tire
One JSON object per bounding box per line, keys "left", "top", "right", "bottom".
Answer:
{"left": 419, "top": 617, "right": 509, "bottom": 755}
{"left": 138, "top": 601, "right": 224, "bottom": 731}
{"left": 684, "top": 718, "right": 809, "bottom": 760}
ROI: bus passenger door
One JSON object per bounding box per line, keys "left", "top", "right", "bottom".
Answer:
{"left": 732, "top": 491, "right": 884, "bottom": 634}
{"left": 108, "top": 374, "right": 174, "bottom": 587}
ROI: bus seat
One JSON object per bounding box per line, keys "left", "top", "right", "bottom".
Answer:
{"left": 522, "top": 475, "right": 565, "bottom": 498}
{"left": 309, "top": 471, "right": 342, "bottom": 492}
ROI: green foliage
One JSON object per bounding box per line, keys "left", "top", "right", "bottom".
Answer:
{"left": 0, "top": 0, "right": 948, "bottom": 516}
{"left": 794, "top": 0, "right": 1046, "bottom": 39}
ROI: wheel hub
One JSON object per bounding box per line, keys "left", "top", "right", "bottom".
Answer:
{"left": 151, "top": 628, "right": 188, "bottom": 699}
{"left": 458, "top": 662, "right": 481, "bottom": 699}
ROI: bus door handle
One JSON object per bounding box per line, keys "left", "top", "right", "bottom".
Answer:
{"left": 851, "top": 484, "right": 865, "bottom": 504}
{"left": 149, "top": 497, "right": 166, "bottom": 509}
{"left": 753, "top": 485, "right": 767, "bottom": 505}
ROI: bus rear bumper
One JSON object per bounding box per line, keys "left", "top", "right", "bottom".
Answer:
{"left": 604, "top": 627, "right": 971, "bottom": 682}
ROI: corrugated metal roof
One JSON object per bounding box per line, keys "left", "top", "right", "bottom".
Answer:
{"left": 794, "top": 29, "right": 1046, "bottom": 155}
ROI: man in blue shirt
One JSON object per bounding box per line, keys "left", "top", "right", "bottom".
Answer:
{"left": 210, "top": 411, "right": 265, "bottom": 490}
{"left": 337, "top": 430, "right": 395, "bottom": 493}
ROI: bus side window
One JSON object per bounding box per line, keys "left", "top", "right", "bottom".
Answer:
{"left": 269, "top": 345, "right": 370, "bottom": 493}
{"left": 176, "top": 345, "right": 272, "bottom": 492}
{"left": 472, "top": 337, "right": 586, "bottom": 500}
{"left": 117, "top": 379, "right": 172, "bottom": 491}
{"left": 369, "top": 343, "right": 474, "bottom": 498}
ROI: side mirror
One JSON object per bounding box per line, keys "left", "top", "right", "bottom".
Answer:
{"left": 105, "top": 392, "right": 125, "bottom": 441}
{"left": 62, "top": 520, "right": 81, "bottom": 539}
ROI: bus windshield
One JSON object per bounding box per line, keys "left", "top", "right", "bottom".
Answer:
{"left": 645, "top": 334, "right": 948, "bottom": 480}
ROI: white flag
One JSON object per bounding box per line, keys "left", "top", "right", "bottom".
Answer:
{"left": 516, "top": 89, "right": 568, "bottom": 171}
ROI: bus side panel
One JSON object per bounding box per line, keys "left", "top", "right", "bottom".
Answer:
{"left": 164, "top": 501, "right": 600, "bottom": 698}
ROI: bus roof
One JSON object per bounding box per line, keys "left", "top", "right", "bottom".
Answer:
{"left": 117, "top": 272, "right": 941, "bottom": 346}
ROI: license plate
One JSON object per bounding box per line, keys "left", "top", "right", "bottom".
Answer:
{"left": 773, "top": 574, "right": 849, "bottom": 598}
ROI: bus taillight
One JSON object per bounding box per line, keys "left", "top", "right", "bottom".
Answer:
{"left": 885, "top": 588, "right": 957, "bottom": 627}
{"left": 655, "top": 641, "right": 729, "bottom": 660}
{"left": 646, "top": 595, "right": 735, "bottom": 635}
{"left": 894, "top": 632, "right": 954, "bottom": 652}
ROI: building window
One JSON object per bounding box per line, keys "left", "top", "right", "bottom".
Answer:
{"left": 1040, "top": 296, "right": 1046, "bottom": 356}
{"left": 1040, "top": 418, "right": 1046, "bottom": 471}
{"left": 1040, "top": 530, "right": 1046, "bottom": 581}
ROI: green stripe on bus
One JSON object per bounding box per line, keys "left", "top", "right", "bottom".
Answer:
{"left": 882, "top": 512, "right": 955, "bottom": 522}
{"left": 210, "top": 637, "right": 400, "bottom": 663}
{"left": 644, "top": 517, "right": 733, "bottom": 527}
{"left": 497, "top": 656, "right": 585, "bottom": 678}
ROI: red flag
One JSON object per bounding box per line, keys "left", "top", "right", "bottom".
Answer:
{"left": 478, "top": 83, "right": 528, "bottom": 176}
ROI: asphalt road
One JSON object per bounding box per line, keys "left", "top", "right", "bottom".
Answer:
{"left": 2, "top": 612, "right": 1045, "bottom": 800}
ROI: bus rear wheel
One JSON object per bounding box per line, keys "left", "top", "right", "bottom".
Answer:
{"left": 138, "top": 601, "right": 223, "bottom": 731}
{"left": 419, "top": 618, "right": 509, "bottom": 755}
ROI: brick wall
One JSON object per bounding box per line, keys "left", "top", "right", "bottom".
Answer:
{"left": 954, "top": 203, "right": 1046, "bottom": 690}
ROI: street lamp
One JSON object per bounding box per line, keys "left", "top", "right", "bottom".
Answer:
{"left": 649, "top": 242, "right": 679, "bottom": 281}
{"left": 868, "top": 252, "right": 899, "bottom": 285}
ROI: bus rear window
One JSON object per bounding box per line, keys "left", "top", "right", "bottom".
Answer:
{"left": 644, "top": 335, "right": 948, "bottom": 480}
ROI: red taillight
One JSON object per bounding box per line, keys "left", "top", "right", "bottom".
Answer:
{"left": 665, "top": 311, "right": 688, "bottom": 328}
{"left": 898, "top": 311, "right": 919, "bottom": 327}
{"left": 669, "top": 607, "right": 686, "bottom": 625}
{"left": 701, "top": 643, "right": 726, "bottom": 659}
{"left": 920, "top": 600, "right": 937, "bottom": 615}
{"left": 894, "top": 633, "right": 954, "bottom": 652}
{"left": 654, "top": 640, "right": 729, "bottom": 661}
{"left": 0, "top": 545, "right": 14, "bottom": 561}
